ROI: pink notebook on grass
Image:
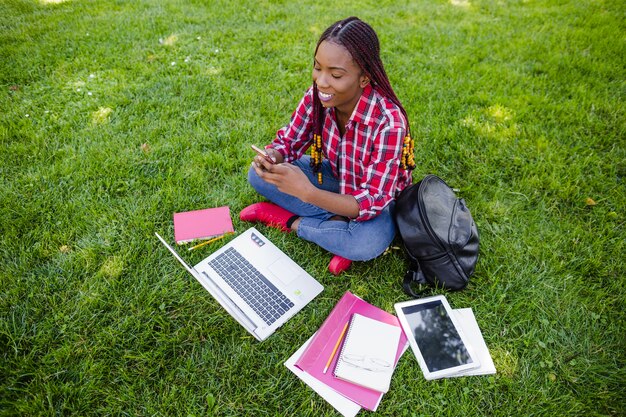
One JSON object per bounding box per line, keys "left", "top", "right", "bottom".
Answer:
{"left": 173, "top": 206, "right": 234, "bottom": 244}
{"left": 294, "top": 291, "right": 408, "bottom": 411}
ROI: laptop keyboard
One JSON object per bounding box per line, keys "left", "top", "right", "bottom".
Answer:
{"left": 208, "top": 247, "right": 294, "bottom": 325}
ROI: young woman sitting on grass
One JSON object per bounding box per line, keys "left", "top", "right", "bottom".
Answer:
{"left": 240, "top": 16, "right": 415, "bottom": 275}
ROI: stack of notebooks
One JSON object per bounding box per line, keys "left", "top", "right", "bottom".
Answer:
{"left": 285, "top": 292, "right": 496, "bottom": 416}
{"left": 285, "top": 292, "right": 409, "bottom": 416}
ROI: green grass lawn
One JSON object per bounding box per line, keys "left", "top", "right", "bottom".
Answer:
{"left": 1, "top": 0, "right": 624, "bottom": 415}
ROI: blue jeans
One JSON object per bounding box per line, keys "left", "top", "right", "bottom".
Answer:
{"left": 246, "top": 156, "right": 397, "bottom": 261}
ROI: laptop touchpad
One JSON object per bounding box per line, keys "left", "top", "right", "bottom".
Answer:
{"left": 267, "top": 258, "right": 298, "bottom": 286}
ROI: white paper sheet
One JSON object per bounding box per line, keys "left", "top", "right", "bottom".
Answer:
{"left": 285, "top": 334, "right": 361, "bottom": 417}
{"left": 452, "top": 308, "right": 497, "bottom": 376}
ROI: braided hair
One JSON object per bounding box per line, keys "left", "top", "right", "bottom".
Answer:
{"left": 309, "top": 16, "right": 415, "bottom": 183}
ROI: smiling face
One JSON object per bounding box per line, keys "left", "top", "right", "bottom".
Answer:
{"left": 313, "top": 40, "right": 369, "bottom": 121}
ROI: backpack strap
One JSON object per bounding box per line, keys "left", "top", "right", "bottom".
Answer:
{"left": 402, "top": 260, "right": 430, "bottom": 298}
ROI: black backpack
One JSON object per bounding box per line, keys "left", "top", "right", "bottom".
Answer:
{"left": 394, "top": 175, "right": 479, "bottom": 297}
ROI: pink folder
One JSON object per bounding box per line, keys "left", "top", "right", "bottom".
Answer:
{"left": 294, "top": 291, "right": 408, "bottom": 411}
{"left": 173, "top": 206, "right": 234, "bottom": 244}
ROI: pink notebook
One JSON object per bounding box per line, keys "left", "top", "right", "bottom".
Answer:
{"left": 294, "top": 291, "right": 408, "bottom": 411}
{"left": 173, "top": 206, "right": 234, "bottom": 244}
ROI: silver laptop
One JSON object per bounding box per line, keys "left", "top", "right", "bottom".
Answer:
{"left": 155, "top": 227, "right": 323, "bottom": 341}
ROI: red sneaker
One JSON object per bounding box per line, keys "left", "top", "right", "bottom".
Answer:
{"left": 328, "top": 255, "right": 352, "bottom": 275}
{"left": 239, "top": 202, "right": 294, "bottom": 232}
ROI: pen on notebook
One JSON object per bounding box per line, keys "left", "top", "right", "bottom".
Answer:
{"left": 188, "top": 233, "right": 232, "bottom": 251}
{"left": 323, "top": 321, "right": 349, "bottom": 374}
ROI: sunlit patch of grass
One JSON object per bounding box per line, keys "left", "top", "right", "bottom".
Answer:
{"left": 159, "top": 34, "right": 178, "bottom": 46}
{"left": 461, "top": 104, "right": 519, "bottom": 141}
{"left": 490, "top": 347, "right": 518, "bottom": 378}
{"left": 205, "top": 66, "right": 222, "bottom": 76}
{"left": 97, "top": 256, "right": 124, "bottom": 280}
{"left": 91, "top": 107, "right": 113, "bottom": 124}
{"left": 450, "top": 0, "right": 471, "bottom": 7}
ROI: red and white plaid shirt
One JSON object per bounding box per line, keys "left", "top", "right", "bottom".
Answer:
{"left": 269, "top": 84, "right": 413, "bottom": 221}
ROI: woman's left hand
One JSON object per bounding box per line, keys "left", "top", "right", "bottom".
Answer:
{"left": 252, "top": 162, "right": 313, "bottom": 201}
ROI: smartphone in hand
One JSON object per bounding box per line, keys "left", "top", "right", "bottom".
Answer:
{"left": 251, "top": 145, "right": 275, "bottom": 164}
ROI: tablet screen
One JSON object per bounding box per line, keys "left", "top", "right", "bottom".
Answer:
{"left": 400, "top": 300, "right": 472, "bottom": 372}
